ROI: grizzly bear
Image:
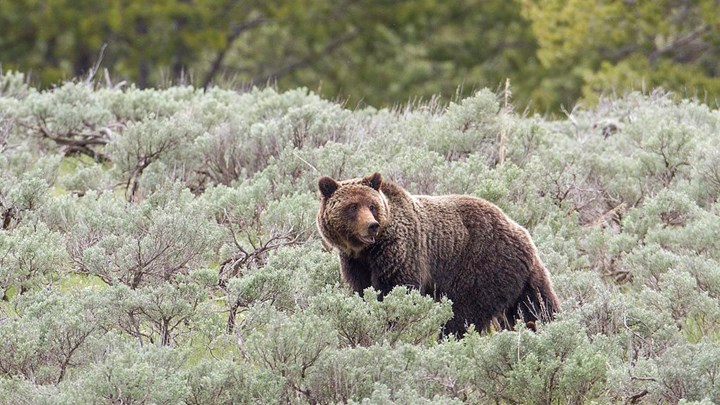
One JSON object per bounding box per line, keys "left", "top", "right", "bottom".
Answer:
{"left": 316, "top": 172, "right": 560, "bottom": 336}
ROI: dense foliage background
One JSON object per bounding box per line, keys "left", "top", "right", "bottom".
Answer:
{"left": 1, "top": 70, "right": 720, "bottom": 403}
{"left": 2, "top": 0, "right": 720, "bottom": 111}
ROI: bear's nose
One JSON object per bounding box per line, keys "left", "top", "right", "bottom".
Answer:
{"left": 368, "top": 221, "right": 379, "bottom": 235}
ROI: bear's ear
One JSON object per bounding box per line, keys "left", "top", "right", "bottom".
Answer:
{"left": 364, "top": 172, "right": 382, "bottom": 191}
{"left": 318, "top": 176, "right": 339, "bottom": 198}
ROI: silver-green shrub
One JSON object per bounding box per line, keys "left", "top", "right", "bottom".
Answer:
{"left": 1, "top": 80, "right": 719, "bottom": 403}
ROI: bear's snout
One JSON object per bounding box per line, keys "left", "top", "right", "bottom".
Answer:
{"left": 368, "top": 221, "right": 379, "bottom": 235}
{"left": 354, "top": 218, "right": 380, "bottom": 246}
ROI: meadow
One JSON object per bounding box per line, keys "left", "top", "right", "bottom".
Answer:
{"left": 1, "top": 71, "right": 719, "bottom": 403}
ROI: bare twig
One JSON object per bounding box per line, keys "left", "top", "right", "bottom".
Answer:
{"left": 85, "top": 43, "right": 108, "bottom": 84}
{"left": 219, "top": 230, "right": 302, "bottom": 282}
{"left": 293, "top": 151, "right": 320, "bottom": 174}
{"left": 219, "top": 228, "right": 304, "bottom": 334}
{"left": 22, "top": 113, "right": 118, "bottom": 163}
{"left": 625, "top": 390, "right": 649, "bottom": 404}
{"left": 497, "top": 78, "right": 511, "bottom": 166}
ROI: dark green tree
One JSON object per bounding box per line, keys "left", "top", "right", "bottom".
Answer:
{"left": 0, "top": 0, "right": 540, "bottom": 107}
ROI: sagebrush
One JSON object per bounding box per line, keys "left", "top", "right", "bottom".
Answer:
{"left": 1, "top": 72, "right": 719, "bottom": 404}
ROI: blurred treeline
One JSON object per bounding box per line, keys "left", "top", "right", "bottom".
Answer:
{"left": 1, "top": 0, "right": 720, "bottom": 111}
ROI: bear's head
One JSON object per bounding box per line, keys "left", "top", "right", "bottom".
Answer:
{"left": 316, "top": 172, "right": 389, "bottom": 255}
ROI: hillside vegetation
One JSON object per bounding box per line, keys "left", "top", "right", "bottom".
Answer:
{"left": 1, "top": 71, "right": 720, "bottom": 404}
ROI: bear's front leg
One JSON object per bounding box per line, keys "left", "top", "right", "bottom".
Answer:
{"left": 370, "top": 271, "right": 396, "bottom": 300}
{"left": 340, "top": 254, "right": 372, "bottom": 296}
{"left": 368, "top": 254, "right": 423, "bottom": 301}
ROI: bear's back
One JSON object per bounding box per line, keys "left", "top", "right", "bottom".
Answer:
{"left": 413, "top": 194, "right": 536, "bottom": 306}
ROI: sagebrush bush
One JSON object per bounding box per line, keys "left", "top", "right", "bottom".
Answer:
{"left": 1, "top": 71, "right": 719, "bottom": 404}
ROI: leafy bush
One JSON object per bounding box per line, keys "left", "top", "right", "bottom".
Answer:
{"left": 1, "top": 71, "right": 719, "bottom": 403}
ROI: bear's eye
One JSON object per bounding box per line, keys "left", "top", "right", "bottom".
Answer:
{"left": 346, "top": 203, "right": 358, "bottom": 212}
{"left": 369, "top": 203, "right": 377, "bottom": 213}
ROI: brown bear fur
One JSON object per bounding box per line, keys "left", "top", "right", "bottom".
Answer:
{"left": 316, "top": 172, "right": 561, "bottom": 336}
